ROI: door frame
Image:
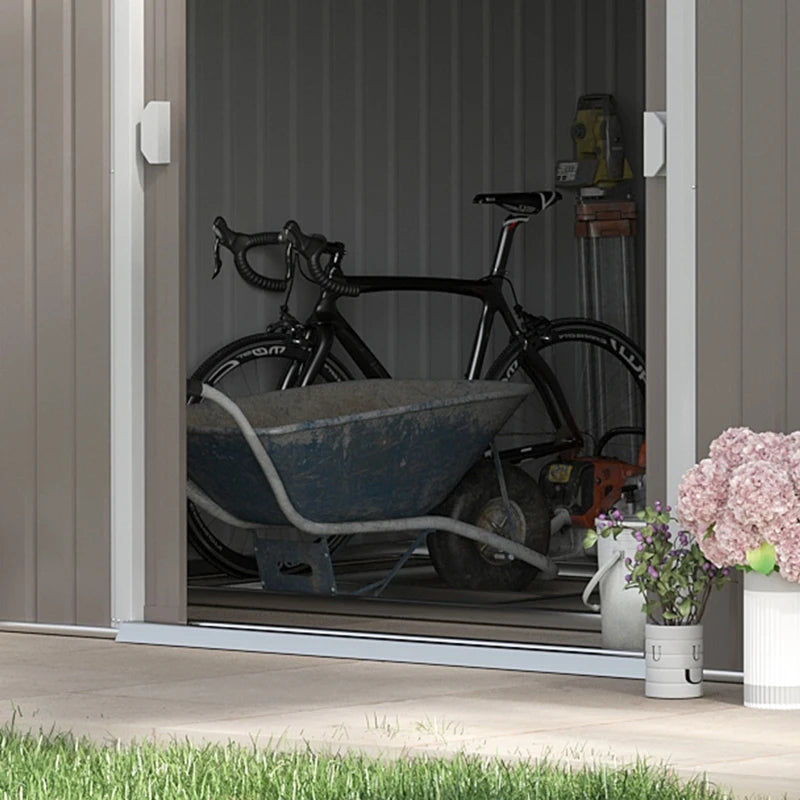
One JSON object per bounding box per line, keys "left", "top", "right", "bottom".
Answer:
{"left": 111, "top": 0, "right": 695, "bottom": 677}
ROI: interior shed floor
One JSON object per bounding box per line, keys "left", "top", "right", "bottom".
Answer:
{"left": 187, "top": 541, "right": 605, "bottom": 647}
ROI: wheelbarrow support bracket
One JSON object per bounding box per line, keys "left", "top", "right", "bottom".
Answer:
{"left": 254, "top": 533, "right": 336, "bottom": 595}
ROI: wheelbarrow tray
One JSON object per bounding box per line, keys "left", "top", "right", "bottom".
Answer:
{"left": 187, "top": 379, "right": 532, "bottom": 525}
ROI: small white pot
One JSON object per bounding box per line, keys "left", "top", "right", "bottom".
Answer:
{"left": 645, "top": 623, "right": 703, "bottom": 699}
{"left": 744, "top": 571, "right": 800, "bottom": 710}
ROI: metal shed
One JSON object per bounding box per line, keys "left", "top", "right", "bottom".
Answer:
{"left": 2, "top": 0, "right": 795, "bottom": 677}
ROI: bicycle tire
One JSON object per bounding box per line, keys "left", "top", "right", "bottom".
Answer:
{"left": 427, "top": 318, "right": 645, "bottom": 591}
{"left": 187, "top": 332, "right": 352, "bottom": 578}
{"left": 486, "top": 317, "right": 646, "bottom": 465}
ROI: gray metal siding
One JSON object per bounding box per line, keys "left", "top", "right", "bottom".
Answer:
{"left": 697, "top": 0, "right": 799, "bottom": 444}
{"left": 144, "top": 0, "right": 188, "bottom": 624}
{"left": 695, "top": 0, "right": 800, "bottom": 671}
{"left": 186, "top": 0, "right": 646, "bottom": 378}
{"left": 644, "top": 0, "right": 666, "bottom": 503}
{"left": 0, "top": 0, "right": 111, "bottom": 626}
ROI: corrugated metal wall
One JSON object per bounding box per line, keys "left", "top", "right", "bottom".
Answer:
{"left": 645, "top": 1, "right": 666, "bottom": 504}
{"left": 144, "top": 0, "right": 188, "bottom": 624}
{"left": 0, "top": 0, "right": 111, "bottom": 626}
{"left": 695, "top": 0, "right": 800, "bottom": 671}
{"left": 697, "top": 0, "right": 800, "bottom": 445}
{"left": 186, "top": 0, "right": 645, "bottom": 378}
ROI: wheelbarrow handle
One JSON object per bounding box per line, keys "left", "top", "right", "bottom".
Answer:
{"left": 186, "top": 378, "right": 205, "bottom": 403}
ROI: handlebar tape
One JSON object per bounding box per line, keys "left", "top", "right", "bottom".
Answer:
{"left": 213, "top": 216, "right": 287, "bottom": 292}
{"left": 283, "top": 220, "right": 360, "bottom": 297}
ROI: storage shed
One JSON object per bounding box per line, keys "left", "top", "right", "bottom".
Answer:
{"left": 2, "top": 0, "right": 796, "bottom": 679}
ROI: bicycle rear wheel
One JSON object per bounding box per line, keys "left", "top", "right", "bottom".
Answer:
{"left": 427, "top": 318, "right": 645, "bottom": 592}
{"left": 188, "top": 333, "right": 351, "bottom": 578}
{"left": 486, "top": 318, "right": 646, "bottom": 467}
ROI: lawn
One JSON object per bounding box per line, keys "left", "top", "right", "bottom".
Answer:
{"left": 0, "top": 724, "right": 752, "bottom": 800}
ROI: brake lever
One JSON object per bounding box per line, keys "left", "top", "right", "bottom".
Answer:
{"left": 284, "top": 243, "right": 296, "bottom": 283}
{"left": 212, "top": 237, "right": 222, "bottom": 279}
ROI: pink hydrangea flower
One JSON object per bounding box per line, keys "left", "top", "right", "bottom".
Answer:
{"left": 739, "top": 431, "right": 786, "bottom": 465}
{"left": 677, "top": 458, "right": 729, "bottom": 535}
{"left": 727, "top": 461, "right": 800, "bottom": 528}
{"left": 775, "top": 522, "right": 800, "bottom": 583}
{"left": 785, "top": 441, "right": 800, "bottom": 492}
{"left": 695, "top": 523, "right": 735, "bottom": 567}
{"left": 782, "top": 431, "right": 800, "bottom": 463}
{"left": 708, "top": 427, "right": 759, "bottom": 471}
{"left": 679, "top": 428, "right": 800, "bottom": 583}
{"left": 708, "top": 509, "right": 763, "bottom": 566}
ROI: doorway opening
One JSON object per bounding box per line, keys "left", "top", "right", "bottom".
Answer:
{"left": 184, "top": 0, "right": 646, "bottom": 652}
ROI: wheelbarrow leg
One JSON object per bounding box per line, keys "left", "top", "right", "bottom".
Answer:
{"left": 489, "top": 441, "right": 519, "bottom": 552}
{"left": 254, "top": 532, "right": 336, "bottom": 595}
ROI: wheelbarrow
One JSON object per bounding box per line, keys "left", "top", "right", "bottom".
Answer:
{"left": 186, "top": 378, "right": 558, "bottom": 596}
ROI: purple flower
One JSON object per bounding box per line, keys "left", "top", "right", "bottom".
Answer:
{"left": 625, "top": 557, "right": 632, "bottom": 566}
{"left": 648, "top": 565, "right": 659, "bottom": 579}
{"left": 654, "top": 501, "right": 662, "bottom": 511}
{"left": 722, "top": 568, "right": 731, "bottom": 577}
{"left": 702, "top": 562, "right": 710, "bottom": 572}
{"left": 624, "top": 573, "right": 632, "bottom": 582}
{"left": 637, "top": 543, "right": 644, "bottom": 552}
{"left": 666, "top": 505, "right": 672, "bottom": 512}
{"left": 634, "top": 531, "right": 643, "bottom": 542}
{"left": 645, "top": 536, "right": 653, "bottom": 544}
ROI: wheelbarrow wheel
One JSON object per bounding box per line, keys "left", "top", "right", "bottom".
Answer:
{"left": 427, "top": 460, "right": 551, "bottom": 591}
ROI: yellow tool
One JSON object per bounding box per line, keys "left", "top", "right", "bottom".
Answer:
{"left": 556, "top": 94, "right": 634, "bottom": 189}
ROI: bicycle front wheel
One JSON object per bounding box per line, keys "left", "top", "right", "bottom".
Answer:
{"left": 188, "top": 333, "right": 352, "bottom": 578}
{"left": 485, "top": 318, "right": 646, "bottom": 467}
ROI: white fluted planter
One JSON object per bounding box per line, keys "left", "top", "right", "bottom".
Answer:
{"left": 582, "top": 522, "right": 645, "bottom": 652}
{"left": 645, "top": 623, "right": 703, "bottom": 698}
{"left": 744, "top": 571, "right": 800, "bottom": 709}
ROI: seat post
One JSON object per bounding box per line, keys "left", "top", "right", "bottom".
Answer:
{"left": 489, "top": 214, "right": 530, "bottom": 277}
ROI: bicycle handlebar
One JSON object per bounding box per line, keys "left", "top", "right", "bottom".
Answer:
{"left": 212, "top": 216, "right": 287, "bottom": 292}
{"left": 282, "top": 220, "right": 360, "bottom": 297}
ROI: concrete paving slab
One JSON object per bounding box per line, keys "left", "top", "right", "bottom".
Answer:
{"left": 6, "top": 690, "right": 243, "bottom": 732}
{"left": 1, "top": 631, "right": 799, "bottom": 799}
{"left": 15, "top": 648, "right": 364, "bottom": 691}
{"left": 85, "top": 656, "right": 538, "bottom": 715}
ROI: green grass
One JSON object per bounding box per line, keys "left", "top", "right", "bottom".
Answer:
{"left": 0, "top": 726, "right": 745, "bottom": 800}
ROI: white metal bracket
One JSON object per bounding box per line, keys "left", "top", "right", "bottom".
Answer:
{"left": 140, "top": 101, "right": 171, "bottom": 164}
{"left": 643, "top": 111, "right": 667, "bottom": 177}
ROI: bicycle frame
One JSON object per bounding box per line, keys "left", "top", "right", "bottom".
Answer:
{"left": 286, "top": 216, "right": 585, "bottom": 462}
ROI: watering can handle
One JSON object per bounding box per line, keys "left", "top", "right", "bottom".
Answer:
{"left": 581, "top": 550, "right": 623, "bottom": 612}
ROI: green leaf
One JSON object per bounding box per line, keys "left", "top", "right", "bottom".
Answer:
{"left": 745, "top": 541, "right": 777, "bottom": 575}
{"left": 583, "top": 529, "right": 598, "bottom": 549}
{"left": 677, "top": 597, "right": 692, "bottom": 617}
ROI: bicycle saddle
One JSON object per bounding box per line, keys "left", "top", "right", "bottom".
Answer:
{"left": 473, "top": 190, "right": 561, "bottom": 214}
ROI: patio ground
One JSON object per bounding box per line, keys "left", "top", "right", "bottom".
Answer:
{"left": 0, "top": 631, "right": 797, "bottom": 799}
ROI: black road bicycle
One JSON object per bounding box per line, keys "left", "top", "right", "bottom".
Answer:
{"left": 188, "top": 191, "right": 646, "bottom": 590}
